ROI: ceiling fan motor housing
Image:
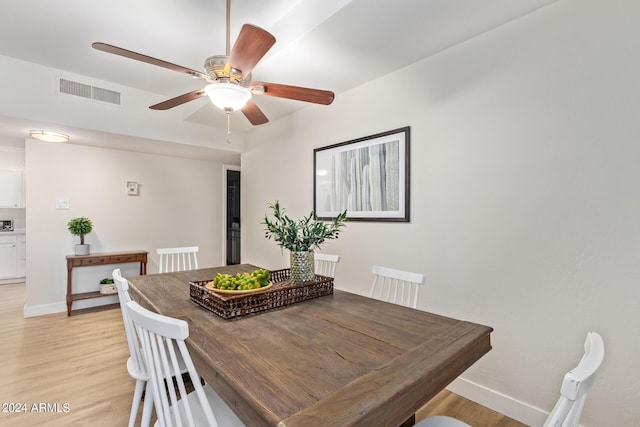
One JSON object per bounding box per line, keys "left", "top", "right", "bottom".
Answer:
{"left": 204, "top": 55, "right": 247, "bottom": 83}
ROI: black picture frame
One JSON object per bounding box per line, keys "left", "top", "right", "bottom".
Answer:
{"left": 313, "top": 126, "right": 410, "bottom": 222}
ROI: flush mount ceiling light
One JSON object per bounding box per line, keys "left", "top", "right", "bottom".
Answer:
{"left": 204, "top": 83, "right": 251, "bottom": 111}
{"left": 29, "top": 130, "right": 69, "bottom": 143}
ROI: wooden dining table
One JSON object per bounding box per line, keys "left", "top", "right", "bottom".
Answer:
{"left": 127, "top": 264, "right": 493, "bottom": 427}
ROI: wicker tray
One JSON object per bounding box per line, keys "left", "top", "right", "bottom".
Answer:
{"left": 189, "top": 268, "right": 333, "bottom": 320}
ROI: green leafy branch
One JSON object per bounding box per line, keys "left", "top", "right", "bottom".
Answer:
{"left": 262, "top": 201, "right": 347, "bottom": 252}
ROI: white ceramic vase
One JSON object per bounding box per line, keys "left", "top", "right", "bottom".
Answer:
{"left": 75, "top": 244, "right": 90, "bottom": 255}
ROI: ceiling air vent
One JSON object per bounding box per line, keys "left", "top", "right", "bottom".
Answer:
{"left": 59, "top": 78, "right": 91, "bottom": 99}
{"left": 91, "top": 86, "right": 121, "bottom": 105}
{"left": 58, "top": 78, "right": 121, "bottom": 105}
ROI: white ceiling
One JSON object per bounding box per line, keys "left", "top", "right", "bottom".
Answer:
{"left": 0, "top": 0, "right": 556, "bottom": 159}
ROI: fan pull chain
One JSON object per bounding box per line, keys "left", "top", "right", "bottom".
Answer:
{"left": 226, "top": 108, "right": 232, "bottom": 144}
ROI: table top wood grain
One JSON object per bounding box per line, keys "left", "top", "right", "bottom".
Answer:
{"left": 127, "top": 264, "right": 492, "bottom": 427}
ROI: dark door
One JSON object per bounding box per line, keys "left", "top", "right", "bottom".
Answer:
{"left": 226, "top": 169, "right": 241, "bottom": 265}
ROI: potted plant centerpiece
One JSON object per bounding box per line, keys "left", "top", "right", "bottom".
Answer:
{"left": 67, "top": 216, "right": 93, "bottom": 255}
{"left": 263, "top": 201, "right": 347, "bottom": 284}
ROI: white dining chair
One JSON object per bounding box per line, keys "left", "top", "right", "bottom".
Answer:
{"left": 369, "top": 265, "right": 425, "bottom": 309}
{"left": 113, "top": 268, "right": 155, "bottom": 427}
{"left": 114, "top": 268, "right": 191, "bottom": 426}
{"left": 314, "top": 253, "right": 340, "bottom": 278}
{"left": 414, "top": 331, "right": 605, "bottom": 427}
{"left": 157, "top": 246, "right": 199, "bottom": 273}
{"left": 126, "top": 300, "right": 246, "bottom": 427}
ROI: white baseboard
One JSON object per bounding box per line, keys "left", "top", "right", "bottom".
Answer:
{"left": 23, "top": 301, "right": 67, "bottom": 317}
{"left": 23, "top": 295, "right": 118, "bottom": 318}
{"left": 447, "top": 377, "right": 549, "bottom": 427}
{"left": 0, "top": 277, "right": 25, "bottom": 285}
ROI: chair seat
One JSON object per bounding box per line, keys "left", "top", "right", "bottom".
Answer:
{"left": 127, "top": 343, "right": 188, "bottom": 382}
{"left": 126, "top": 356, "right": 147, "bottom": 381}
{"left": 414, "top": 415, "right": 471, "bottom": 427}
{"left": 152, "top": 379, "right": 245, "bottom": 427}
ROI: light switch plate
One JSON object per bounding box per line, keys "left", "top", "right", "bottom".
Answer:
{"left": 56, "top": 198, "right": 69, "bottom": 209}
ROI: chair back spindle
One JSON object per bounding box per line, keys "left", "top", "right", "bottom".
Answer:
{"left": 370, "top": 265, "right": 424, "bottom": 309}
{"left": 157, "top": 246, "right": 199, "bottom": 273}
{"left": 314, "top": 253, "right": 340, "bottom": 278}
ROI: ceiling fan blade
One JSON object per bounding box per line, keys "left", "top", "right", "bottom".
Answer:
{"left": 226, "top": 25, "right": 276, "bottom": 79}
{"left": 92, "top": 42, "right": 211, "bottom": 81}
{"left": 241, "top": 99, "right": 269, "bottom": 125}
{"left": 149, "top": 89, "right": 206, "bottom": 110}
{"left": 251, "top": 82, "right": 335, "bottom": 105}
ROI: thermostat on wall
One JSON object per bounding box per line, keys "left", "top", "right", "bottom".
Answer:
{"left": 127, "top": 181, "right": 139, "bottom": 196}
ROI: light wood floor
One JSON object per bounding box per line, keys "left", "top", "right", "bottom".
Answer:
{"left": 0, "top": 283, "right": 527, "bottom": 427}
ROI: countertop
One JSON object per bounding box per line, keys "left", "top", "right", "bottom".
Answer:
{"left": 0, "top": 228, "right": 25, "bottom": 235}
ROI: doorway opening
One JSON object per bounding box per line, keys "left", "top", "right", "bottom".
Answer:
{"left": 226, "top": 169, "right": 240, "bottom": 265}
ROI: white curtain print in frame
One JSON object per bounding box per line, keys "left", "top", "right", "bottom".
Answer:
{"left": 314, "top": 126, "right": 410, "bottom": 222}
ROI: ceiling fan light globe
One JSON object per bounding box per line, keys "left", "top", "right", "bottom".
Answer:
{"left": 204, "top": 83, "right": 251, "bottom": 111}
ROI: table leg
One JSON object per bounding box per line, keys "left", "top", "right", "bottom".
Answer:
{"left": 399, "top": 414, "right": 415, "bottom": 427}
{"left": 66, "top": 261, "right": 73, "bottom": 316}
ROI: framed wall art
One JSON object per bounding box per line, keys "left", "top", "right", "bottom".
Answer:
{"left": 314, "top": 126, "right": 410, "bottom": 222}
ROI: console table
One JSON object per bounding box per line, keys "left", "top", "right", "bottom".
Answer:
{"left": 66, "top": 250, "right": 148, "bottom": 316}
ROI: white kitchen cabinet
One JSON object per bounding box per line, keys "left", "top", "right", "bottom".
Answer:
{"left": 17, "top": 234, "right": 26, "bottom": 277}
{"left": 0, "top": 235, "right": 18, "bottom": 279}
{"left": 0, "top": 169, "right": 23, "bottom": 208}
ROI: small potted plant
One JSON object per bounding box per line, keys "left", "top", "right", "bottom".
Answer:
{"left": 99, "top": 277, "right": 117, "bottom": 294}
{"left": 262, "top": 201, "right": 346, "bottom": 284}
{"left": 67, "top": 216, "right": 93, "bottom": 255}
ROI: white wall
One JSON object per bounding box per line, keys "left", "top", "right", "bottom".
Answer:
{"left": 0, "top": 137, "right": 25, "bottom": 166}
{"left": 24, "top": 139, "right": 226, "bottom": 316}
{"left": 241, "top": 1, "right": 640, "bottom": 426}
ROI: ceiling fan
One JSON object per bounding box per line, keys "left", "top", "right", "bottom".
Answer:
{"left": 92, "top": 0, "right": 334, "bottom": 138}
